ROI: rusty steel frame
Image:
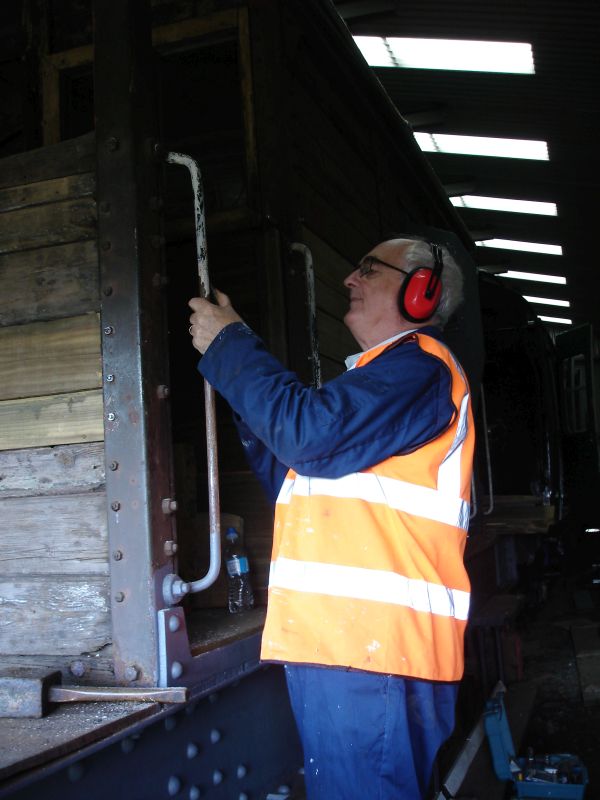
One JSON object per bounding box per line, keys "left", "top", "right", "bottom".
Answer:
{"left": 94, "top": 0, "right": 176, "bottom": 686}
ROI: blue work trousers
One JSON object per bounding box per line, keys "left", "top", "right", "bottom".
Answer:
{"left": 284, "top": 664, "right": 458, "bottom": 800}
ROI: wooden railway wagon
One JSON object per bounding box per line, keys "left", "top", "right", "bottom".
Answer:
{"left": 0, "top": 0, "right": 534, "bottom": 797}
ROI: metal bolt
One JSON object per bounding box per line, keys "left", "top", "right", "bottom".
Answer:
{"left": 167, "top": 776, "right": 181, "bottom": 797}
{"left": 69, "top": 660, "right": 86, "bottom": 678}
{"left": 106, "top": 136, "right": 120, "bottom": 151}
{"left": 186, "top": 742, "right": 199, "bottom": 759}
{"left": 236, "top": 764, "right": 247, "bottom": 779}
{"left": 162, "top": 498, "right": 178, "bottom": 514}
{"left": 111, "top": 501, "right": 121, "bottom": 512}
{"left": 168, "top": 614, "right": 181, "bottom": 632}
{"left": 103, "top": 286, "right": 113, "bottom": 296}
{"left": 157, "top": 384, "right": 170, "bottom": 399}
{"left": 101, "top": 240, "right": 112, "bottom": 251}
{"left": 103, "top": 325, "right": 114, "bottom": 335}
{"left": 107, "top": 412, "right": 116, "bottom": 422}
{"left": 212, "top": 770, "right": 223, "bottom": 786}
{"left": 210, "top": 729, "right": 221, "bottom": 744}
{"left": 99, "top": 201, "right": 111, "bottom": 214}
{"left": 109, "top": 460, "right": 119, "bottom": 471}
{"left": 106, "top": 374, "right": 115, "bottom": 382}
{"left": 112, "top": 550, "right": 123, "bottom": 561}
{"left": 164, "top": 540, "right": 178, "bottom": 557}
{"left": 171, "top": 661, "right": 183, "bottom": 680}
{"left": 124, "top": 665, "right": 138, "bottom": 682}
{"left": 189, "top": 787, "right": 201, "bottom": 800}
{"left": 114, "top": 591, "right": 125, "bottom": 603}
{"left": 239, "top": 794, "right": 249, "bottom": 800}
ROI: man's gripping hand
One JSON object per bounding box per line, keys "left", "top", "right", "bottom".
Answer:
{"left": 188, "top": 289, "right": 243, "bottom": 354}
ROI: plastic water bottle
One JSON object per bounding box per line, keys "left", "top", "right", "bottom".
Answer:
{"left": 225, "top": 527, "right": 254, "bottom": 614}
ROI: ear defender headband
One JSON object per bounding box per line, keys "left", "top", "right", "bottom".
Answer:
{"left": 397, "top": 242, "right": 444, "bottom": 323}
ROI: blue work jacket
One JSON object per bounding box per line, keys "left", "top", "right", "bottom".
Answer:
{"left": 198, "top": 322, "right": 455, "bottom": 502}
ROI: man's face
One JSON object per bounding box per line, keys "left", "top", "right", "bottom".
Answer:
{"left": 343, "top": 241, "right": 411, "bottom": 350}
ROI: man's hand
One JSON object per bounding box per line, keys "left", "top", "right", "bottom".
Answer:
{"left": 188, "top": 289, "right": 243, "bottom": 354}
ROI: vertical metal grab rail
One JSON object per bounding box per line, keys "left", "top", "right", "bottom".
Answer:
{"left": 290, "top": 242, "right": 322, "bottom": 389}
{"left": 162, "top": 151, "right": 221, "bottom": 605}
{"left": 480, "top": 383, "right": 495, "bottom": 516}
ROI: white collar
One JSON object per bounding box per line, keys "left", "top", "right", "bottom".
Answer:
{"left": 344, "top": 329, "right": 418, "bottom": 371}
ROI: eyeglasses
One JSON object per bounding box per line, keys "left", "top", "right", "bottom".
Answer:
{"left": 357, "top": 255, "right": 409, "bottom": 278}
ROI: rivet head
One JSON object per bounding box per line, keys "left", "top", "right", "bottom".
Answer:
{"left": 106, "top": 136, "right": 120, "bottom": 151}
{"left": 103, "top": 325, "right": 114, "bottom": 335}
{"left": 236, "top": 764, "right": 247, "bottom": 779}
{"left": 109, "top": 460, "right": 119, "bottom": 471}
{"left": 171, "top": 661, "right": 183, "bottom": 680}
{"left": 112, "top": 550, "right": 123, "bottom": 561}
{"left": 106, "top": 374, "right": 115, "bottom": 382}
{"left": 103, "top": 286, "right": 113, "bottom": 296}
{"left": 168, "top": 614, "right": 180, "bottom": 632}
{"left": 167, "top": 776, "right": 181, "bottom": 797}
{"left": 124, "top": 665, "right": 138, "bottom": 681}
{"left": 111, "top": 501, "right": 121, "bottom": 512}
{"left": 107, "top": 412, "right": 116, "bottom": 421}
{"left": 186, "top": 742, "right": 199, "bottom": 759}
{"left": 157, "top": 384, "right": 170, "bottom": 399}
{"left": 69, "top": 660, "right": 86, "bottom": 678}
{"left": 210, "top": 728, "right": 221, "bottom": 744}
{"left": 114, "top": 591, "right": 125, "bottom": 603}
{"left": 189, "top": 787, "right": 201, "bottom": 800}
{"left": 212, "top": 770, "right": 223, "bottom": 785}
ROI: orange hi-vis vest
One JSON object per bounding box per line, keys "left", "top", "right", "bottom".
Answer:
{"left": 260, "top": 332, "right": 475, "bottom": 682}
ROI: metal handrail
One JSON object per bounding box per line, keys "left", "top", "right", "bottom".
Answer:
{"left": 480, "top": 383, "right": 495, "bottom": 516}
{"left": 162, "top": 152, "right": 221, "bottom": 605}
{"left": 290, "top": 242, "right": 322, "bottom": 388}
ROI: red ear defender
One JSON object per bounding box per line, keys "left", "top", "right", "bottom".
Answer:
{"left": 397, "top": 243, "right": 444, "bottom": 323}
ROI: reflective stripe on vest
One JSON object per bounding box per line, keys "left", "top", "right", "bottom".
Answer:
{"left": 260, "top": 332, "right": 474, "bottom": 681}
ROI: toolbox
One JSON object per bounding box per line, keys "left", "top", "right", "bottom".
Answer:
{"left": 483, "top": 694, "right": 588, "bottom": 798}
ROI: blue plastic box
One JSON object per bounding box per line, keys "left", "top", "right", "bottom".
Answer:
{"left": 483, "top": 695, "right": 588, "bottom": 798}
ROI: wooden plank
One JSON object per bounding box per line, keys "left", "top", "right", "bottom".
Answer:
{"left": 0, "top": 313, "right": 102, "bottom": 401}
{"left": 0, "top": 196, "right": 97, "bottom": 254}
{"left": 0, "top": 132, "right": 95, "bottom": 190}
{"left": 0, "top": 492, "right": 108, "bottom": 576}
{"left": 0, "top": 649, "right": 115, "bottom": 687}
{"left": 0, "top": 172, "right": 94, "bottom": 213}
{"left": 0, "top": 576, "right": 110, "bottom": 655}
{"left": 0, "top": 239, "right": 99, "bottom": 327}
{"left": 0, "top": 389, "right": 104, "bottom": 452}
{"left": 0, "top": 443, "right": 105, "bottom": 499}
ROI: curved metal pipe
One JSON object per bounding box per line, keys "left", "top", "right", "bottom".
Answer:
{"left": 163, "top": 152, "right": 221, "bottom": 604}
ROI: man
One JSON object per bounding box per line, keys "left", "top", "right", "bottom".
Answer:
{"left": 188, "top": 237, "right": 474, "bottom": 799}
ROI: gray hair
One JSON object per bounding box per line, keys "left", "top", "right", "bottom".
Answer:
{"left": 386, "top": 237, "right": 464, "bottom": 328}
